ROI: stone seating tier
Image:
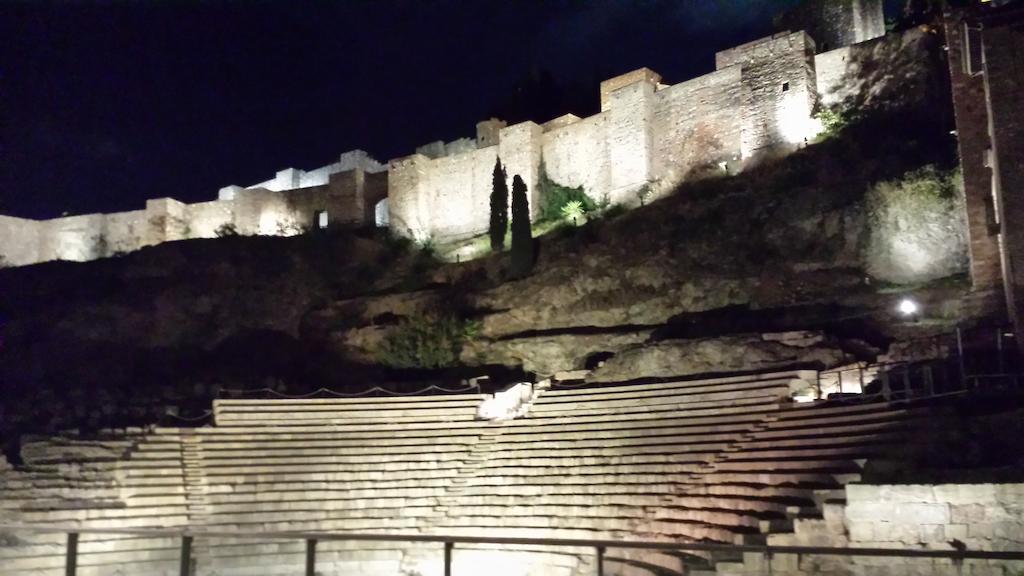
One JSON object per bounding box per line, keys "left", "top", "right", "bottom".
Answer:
{"left": 0, "top": 370, "right": 914, "bottom": 576}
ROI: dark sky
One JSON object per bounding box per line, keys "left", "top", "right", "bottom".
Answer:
{"left": 1, "top": 1, "right": 809, "bottom": 220}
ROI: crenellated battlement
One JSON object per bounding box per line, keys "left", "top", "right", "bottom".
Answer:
{"left": 0, "top": 0, "right": 927, "bottom": 268}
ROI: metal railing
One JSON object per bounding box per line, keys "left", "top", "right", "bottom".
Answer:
{"left": 2, "top": 524, "right": 1023, "bottom": 576}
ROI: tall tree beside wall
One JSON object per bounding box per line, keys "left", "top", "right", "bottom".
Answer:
{"left": 509, "top": 174, "right": 534, "bottom": 278}
{"left": 489, "top": 158, "right": 509, "bottom": 251}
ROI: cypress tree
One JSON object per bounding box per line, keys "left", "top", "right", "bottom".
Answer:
{"left": 489, "top": 158, "right": 509, "bottom": 251}
{"left": 509, "top": 174, "right": 534, "bottom": 278}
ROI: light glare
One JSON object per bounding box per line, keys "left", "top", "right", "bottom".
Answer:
{"left": 898, "top": 298, "right": 920, "bottom": 316}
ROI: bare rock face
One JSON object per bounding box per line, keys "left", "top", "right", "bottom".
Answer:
{"left": 473, "top": 257, "right": 755, "bottom": 338}
{"left": 461, "top": 330, "right": 653, "bottom": 376}
{"left": 587, "top": 333, "right": 848, "bottom": 383}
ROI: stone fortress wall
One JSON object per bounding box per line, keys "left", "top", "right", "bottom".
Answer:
{"left": 0, "top": 150, "right": 388, "bottom": 267}
{"left": 0, "top": 0, "right": 904, "bottom": 267}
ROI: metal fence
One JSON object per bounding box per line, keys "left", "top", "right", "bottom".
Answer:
{"left": 813, "top": 325, "right": 1023, "bottom": 402}
{"left": 2, "top": 524, "right": 1023, "bottom": 576}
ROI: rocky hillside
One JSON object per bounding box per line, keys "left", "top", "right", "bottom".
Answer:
{"left": 0, "top": 111, "right": 969, "bottom": 437}
{"left": 0, "top": 62, "right": 977, "bottom": 446}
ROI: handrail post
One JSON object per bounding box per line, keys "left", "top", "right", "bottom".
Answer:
{"left": 881, "top": 372, "right": 891, "bottom": 401}
{"left": 997, "top": 327, "right": 1006, "bottom": 374}
{"left": 596, "top": 545, "right": 605, "bottom": 576}
{"left": 305, "top": 538, "right": 317, "bottom": 576}
{"left": 65, "top": 532, "right": 78, "bottom": 576}
{"left": 956, "top": 327, "right": 966, "bottom": 389}
{"left": 923, "top": 365, "right": 934, "bottom": 397}
{"left": 179, "top": 535, "right": 193, "bottom": 576}
{"left": 444, "top": 541, "right": 453, "bottom": 576}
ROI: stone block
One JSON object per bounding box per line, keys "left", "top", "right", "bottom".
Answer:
{"left": 952, "top": 504, "right": 988, "bottom": 524}
{"left": 874, "top": 521, "right": 923, "bottom": 545}
{"left": 967, "top": 522, "right": 994, "bottom": 540}
{"left": 840, "top": 502, "right": 891, "bottom": 522}
{"left": 919, "top": 523, "right": 945, "bottom": 543}
{"left": 993, "top": 523, "right": 1024, "bottom": 545}
{"left": 823, "top": 503, "right": 845, "bottom": 533}
{"left": 934, "top": 483, "right": 997, "bottom": 505}
{"left": 848, "top": 522, "right": 874, "bottom": 542}
{"left": 892, "top": 503, "right": 951, "bottom": 525}
{"left": 946, "top": 523, "right": 968, "bottom": 542}
{"left": 881, "top": 484, "right": 937, "bottom": 503}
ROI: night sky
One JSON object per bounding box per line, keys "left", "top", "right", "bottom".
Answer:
{"left": 0, "top": 1, "right": 817, "bottom": 220}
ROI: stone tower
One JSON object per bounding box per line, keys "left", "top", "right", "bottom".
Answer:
{"left": 776, "top": 0, "right": 885, "bottom": 52}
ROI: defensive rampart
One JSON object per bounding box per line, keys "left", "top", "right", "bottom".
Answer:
{"left": 0, "top": 22, "right": 935, "bottom": 267}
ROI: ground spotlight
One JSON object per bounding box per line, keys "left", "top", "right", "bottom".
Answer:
{"left": 898, "top": 298, "right": 920, "bottom": 319}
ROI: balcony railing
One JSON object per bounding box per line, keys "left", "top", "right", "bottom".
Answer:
{"left": 2, "top": 524, "right": 1023, "bottom": 576}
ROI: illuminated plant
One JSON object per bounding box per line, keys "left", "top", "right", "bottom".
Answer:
{"left": 560, "top": 200, "right": 585, "bottom": 223}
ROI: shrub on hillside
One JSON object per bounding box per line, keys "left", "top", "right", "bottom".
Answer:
{"left": 376, "top": 314, "right": 479, "bottom": 369}
{"left": 489, "top": 158, "right": 509, "bottom": 251}
{"left": 538, "top": 162, "right": 596, "bottom": 221}
{"left": 815, "top": 105, "right": 860, "bottom": 140}
{"left": 864, "top": 166, "right": 967, "bottom": 284}
{"left": 215, "top": 223, "right": 239, "bottom": 237}
{"left": 510, "top": 175, "right": 534, "bottom": 278}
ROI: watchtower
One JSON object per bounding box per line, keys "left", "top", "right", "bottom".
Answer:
{"left": 776, "top": 0, "right": 885, "bottom": 52}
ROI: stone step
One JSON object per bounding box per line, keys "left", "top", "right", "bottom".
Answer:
{"left": 543, "top": 371, "right": 806, "bottom": 396}
{"left": 214, "top": 395, "right": 487, "bottom": 408}
{"left": 531, "top": 385, "right": 790, "bottom": 412}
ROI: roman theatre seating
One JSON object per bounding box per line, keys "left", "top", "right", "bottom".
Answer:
{"left": 0, "top": 371, "right": 919, "bottom": 575}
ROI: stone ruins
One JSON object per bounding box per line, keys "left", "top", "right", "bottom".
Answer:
{"left": 2, "top": 371, "right": 1022, "bottom": 575}
{"left": 0, "top": 0, "right": 890, "bottom": 267}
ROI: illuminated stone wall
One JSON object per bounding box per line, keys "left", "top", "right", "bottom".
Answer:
{"left": 0, "top": 215, "right": 40, "bottom": 266}
{"left": 0, "top": 153, "right": 387, "bottom": 267}
{"left": 185, "top": 200, "right": 235, "bottom": 239}
{"left": 716, "top": 31, "right": 820, "bottom": 160}
{"left": 103, "top": 209, "right": 151, "bottom": 255}
{"left": 542, "top": 114, "right": 610, "bottom": 203}
{"left": 37, "top": 213, "right": 107, "bottom": 262}
{"left": 650, "top": 67, "right": 744, "bottom": 193}
{"left": 749, "top": 483, "right": 1024, "bottom": 576}
{"left": 388, "top": 34, "right": 821, "bottom": 239}
{"left": 0, "top": 24, "right": 919, "bottom": 266}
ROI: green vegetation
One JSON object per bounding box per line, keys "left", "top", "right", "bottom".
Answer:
{"left": 538, "top": 161, "right": 596, "bottom": 221}
{"left": 509, "top": 174, "right": 534, "bottom": 278}
{"left": 814, "top": 105, "right": 860, "bottom": 140}
{"left": 488, "top": 158, "right": 509, "bottom": 252}
{"left": 215, "top": 222, "right": 239, "bottom": 237}
{"left": 376, "top": 314, "right": 480, "bottom": 369}
{"left": 864, "top": 165, "right": 967, "bottom": 284}
{"left": 560, "top": 200, "right": 585, "bottom": 224}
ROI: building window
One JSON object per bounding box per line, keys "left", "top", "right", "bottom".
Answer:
{"left": 315, "top": 210, "right": 328, "bottom": 230}
{"left": 781, "top": 81, "right": 790, "bottom": 93}
{"left": 963, "top": 23, "right": 984, "bottom": 76}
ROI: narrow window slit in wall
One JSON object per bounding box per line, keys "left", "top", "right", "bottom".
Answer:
{"left": 315, "top": 210, "right": 329, "bottom": 230}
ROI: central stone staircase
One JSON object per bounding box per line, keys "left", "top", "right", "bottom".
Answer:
{"left": 0, "top": 369, "right": 922, "bottom": 576}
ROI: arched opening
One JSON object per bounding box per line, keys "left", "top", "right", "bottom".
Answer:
{"left": 374, "top": 198, "right": 390, "bottom": 227}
